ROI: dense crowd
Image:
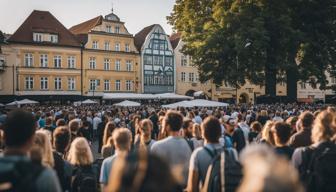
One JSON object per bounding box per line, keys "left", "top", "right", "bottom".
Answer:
{"left": 0, "top": 103, "right": 335, "bottom": 192}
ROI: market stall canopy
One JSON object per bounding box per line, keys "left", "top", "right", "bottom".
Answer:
{"left": 187, "top": 99, "right": 229, "bottom": 107}
{"left": 193, "top": 91, "right": 205, "bottom": 97}
{"left": 81, "top": 99, "right": 98, "bottom": 104}
{"left": 103, "top": 93, "right": 156, "bottom": 100}
{"left": 155, "top": 93, "right": 193, "bottom": 100}
{"left": 6, "top": 101, "right": 20, "bottom": 106}
{"left": 18, "top": 99, "right": 39, "bottom": 105}
{"left": 113, "top": 100, "right": 141, "bottom": 107}
{"left": 162, "top": 100, "right": 193, "bottom": 108}
{"left": 0, "top": 103, "right": 4, "bottom": 107}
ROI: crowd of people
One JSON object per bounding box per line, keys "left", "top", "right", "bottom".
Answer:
{"left": 0, "top": 103, "right": 335, "bottom": 192}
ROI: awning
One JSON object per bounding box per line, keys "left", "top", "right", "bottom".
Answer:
{"left": 113, "top": 100, "right": 141, "bottom": 107}
{"left": 103, "top": 93, "right": 191, "bottom": 100}
{"left": 162, "top": 99, "right": 229, "bottom": 108}
{"left": 155, "top": 93, "right": 193, "bottom": 100}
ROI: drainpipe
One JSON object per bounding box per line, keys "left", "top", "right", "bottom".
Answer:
{"left": 80, "top": 44, "right": 83, "bottom": 99}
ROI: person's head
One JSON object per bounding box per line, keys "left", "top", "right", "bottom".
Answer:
{"left": 163, "top": 111, "right": 183, "bottom": 133}
{"left": 299, "top": 111, "right": 314, "bottom": 129}
{"left": 272, "top": 122, "right": 292, "bottom": 146}
{"left": 106, "top": 148, "right": 180, "bottom": 192}
{"left": 262, "top": 120, "right": 275, "bottom": 146}
{"left": 53, "top": 126, "right": 71, "bottom": 154}
{"left": 286, "top": 116, "right": 298, "bottom": 133}
{"left": 113, "top": 128, "right": 132, "bottom": 151}
{"left": 67, "top": 137, "right": 93, "bottom": 166}
{"left": 68, "top": 119, "right": 80, "bottom": 133}
{"left": 238, "top": 144, "right": 304, "bottom": 192}
{"left": 225, "top": 118, "right": 237, "bottom": 133}
{"left": 192, "top": 123, "right": 202, "bottom": 140}
{"left": 260, "top": 110, "right": 268, "bottom": 117}
{"left": 31, "top": 130, "right": 54, "bottom": 167}
{"left": 275, "top": 111, "right": 281, "bottom": 117}
{"left": 251, "top": 121, "right": 262, "bottom": 133}
{"left": 182, "top": 119, "right": 193, "bottom": 138}
{"left": 202, "top": 116, "right": 221, "bottom": 143}
{"left": 103, "top": 121, "right": 116, "bottom": 146}
{"left": 56, "top": 118, "right": 66, "bottom": 127}
{"left": 311, "top": 110, "right": 336, "bottom": 143}
{"left": 139, "top": 119, "right": 153, "bottom": 137}
{"left": 3, "top": 109, "right": 36, "bottom": 150}
{"left": 45, "top": 117, "right": 53, "bottom": 126}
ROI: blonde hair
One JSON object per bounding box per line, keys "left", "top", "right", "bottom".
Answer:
{"left": 113, "top": 128, "right": 132, "bottom": 151}
{"left": 260, "top": 110, "right": 268, "bottom": 117}
{"left": 262, "top": 120, "right": 275, "bottom": 146}
{"left": 192, "top": 123, "right": 202, "bottom": 140}
{"left": 139, "top": 119, "right": 153, "bottom": 137}
{"left": 103, "top": 122, "right": 116, "bottom": 146}
{"left": 32, "top": 130, "right": 54, "bottom": 167}
{"left": 311, "top": 110, "right": 336, "bottom": 143}
{"left": 67, "top": 137, "right": 93, "bottom": 166}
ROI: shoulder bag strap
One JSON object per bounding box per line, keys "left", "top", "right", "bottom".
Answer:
{"left": 220, "top": 151, "right": 225, "bottom": 192}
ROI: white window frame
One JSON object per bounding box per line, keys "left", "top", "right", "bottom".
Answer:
{"left": 125, "top": 44, "right": 130, "bottom": 52}
{"left": 106, "top": 25, "right": 112, "bottom": 33}
{"left": 33, "top": 33, "right": 43, "bottom": 42}
{"left": 54, "top": 77, "right": 62, "bottom": 90}
{"left": 115, "top": 80, "right": 121, "bottom": 91}
{"left": 115, "top": 43, "right": 120, "bottom": 51}
{"left": 68, "top": 77, "right": 75, "bottom": 90}
{"left": 126, "top": 60, "right": 132, "bottom": 71}
{"left": 115, "top": 26, "right": 120, "bottom": 34}
{"left": 40, "top": 77, "right": 48, "bottom": 90}
{"left": 104, "top": 80, "right": 110, "bottom": 91}
{"left": 40, "top": 54, "right": 48, "bottom": 68}
{"left": 24, "top": 53, "right": 33, "bottom": 67}
{"left": 50, "top": 34, "right": 58, "bottom": 43}
{"left": 181, "top": 72, "right": 186, "bottom": 82}
{"left": 25, "top": 76, "right": 34, "bottom": 90}
{"left": 92, "top": 41, "right": 99, "bottom": 49}
{"left": 90, "top": 79, "right": 97, "bottom": 91}
{"left": 89, "top": 57, "right": 96, "bottom": 69}
{"left": 67, "top": 56, "right": 75, "bottom": 68}
{"left": 115, "top": 59, "right": 121, "bottom": 71}
{"left": 54, "top": 55, "right": 62, "bottom": 68}
{"left": 189, "top": 73, "right": 194, "bottom": 82}
{"left": 104, "top": 41, "right": 110, "bottom": 51}
{"left": 104, "top": 58, "right": 110, "bottom": 71}
{"left": 126, "top": 80, "right": 132, "bottom": 91}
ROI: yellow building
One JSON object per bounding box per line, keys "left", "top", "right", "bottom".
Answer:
{"left": 70, "top": 11, "right": 141, "bottom": 97}
{"left": 0, "top": 10, "right": 82, "bottom": 103}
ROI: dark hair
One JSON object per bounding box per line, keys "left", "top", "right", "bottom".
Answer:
{"left": 272, "top": 122, "right": 292, "bottom": 144}
{"left": 164, "top": 111, "right": 183, "bottom": 132}
{"left": 300, "top": 111, "right": 314, "bottom": 128}
{"left": 251, "top": 121, "right": 262, "bottom": 132}
{"left": 4, "top": 110, "right": 36, "bottom": 147}
{"left": 56, "top": 118, "right": 66, "bottom": 127}
{"left": 53, "top": 126, "right": 71, "bottom": 153}
{"left": 202, "top": 116, "right": 221, "bottom": 143}
{"left": 182, "top": 119, "right": 193, "bottom": 129}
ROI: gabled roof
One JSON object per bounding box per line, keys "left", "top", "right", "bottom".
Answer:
{"left": 69, "top": 16, "right": 103, "bottom": 35}
{"left": 169, "top": 33, "right": 181, "bottom": 50}
{"left": 134, "top": 24, "right": 156, "bottom": 51}
{"left": 8, "top": 10, "right": 81, "bottom": 47}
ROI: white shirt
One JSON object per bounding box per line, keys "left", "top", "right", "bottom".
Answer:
{"left": 93, "top": 116, "right": 102, "bottom": 130}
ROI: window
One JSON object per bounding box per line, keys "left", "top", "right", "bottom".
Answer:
{"left": 165, "top": 57, "right": 173, "bottom": 66}
{"left": 50, "top": 35, "right": 58, "bottom": 43}
{"left": 104, "top": 41, "right": 110, "bottom": 51}
{"left": 33, "top": 33, "right": 43, "bottom": 42}
{"left": 92, "top": 41, "right": 98, "bottom": 49}
{"left": 54, "top": 77, "right": 62, "bottom": 90}
{"left": 189, "top": 73, "right": 194, "bottom": 82}
{"left": 104, "top": 58, "right": 110, "bottom": 70}
{"left": 195, "top": 74, "right": 199, "bottom": 82}
{"left": 153, "top": 56, "right": 163, "bottom": 65}
{"left": 40, "top": 54, "right": 48, "bottom": 68}
{"left": 144, "top": 55, "right": 152, "bottom": 65}
{"left": 181, "top": 55, "right": 187, "bottom": 66}
{"left": 181, "top": 72, "right": 186, "bottom": 82}
{"left": 126, "top": 80, "right": 132, "bottom": 91}
{"left": 106, "top": 25, "right": 112, "bottom": 33}
{"left": 115, "top": 80, "right": 121, "bottom": 91}
{"left": 24, "top": 53, "right": 33, "bottom": 67}
{"left": 115, "top": 43, "right": 120, "bottom": 51}
{"left": 67, "top": 56, "right": 75, "bottom": 68}
{"left": 126, "top": 60, "right": 132, "bottom": 71}
{"left": 115, "top": 26, "right": 120, "bottom": 34}
{"left": 25, "top": 77, "right": 33, "bottom": 90}
{"left": 54, "top": 55, "right": 61, "bottom": 68}
{"left": 104, "top": 80, "right": 110, "bottom": 91}
{"left": 90, "top": 79, "right": 97, "bottom": 91}
{"left": 115, "top": 60, "right": 121, "bottom": 71}
{"left": 125, "top": 44, "right": 130, "bottom": 52}
{"left": 68, "top": 78, "right": 75, "bottom": 90}
{"left": 331, "top": 77, "right": 336, "bottom": 84}
{"left": 40, "top": 77, "right": 48, "bottom": 90}
{"left": 89, "top": 57, "right": 96, "bottom": 69}
{"left": 300, "top": 82, "right": 306, "bottom": 89}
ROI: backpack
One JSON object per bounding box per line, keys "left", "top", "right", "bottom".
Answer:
{"left": 73, "top": 165, "right": 98, "bottom": 192}
{"left": 202, "top": 147, "right": 242, "bottom": 192}
{"left": 0, "top": 158, "right": 44, "bottom": 192}
{"left": 299, "top": 141, "right": 336, "bottom": 192}
{"left": 184, "top": 137, "right": 195, "bottom": 152}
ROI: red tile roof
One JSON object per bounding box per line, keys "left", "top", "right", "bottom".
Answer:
{"left": 134, "top": 24, "right": 156, "bottom": 51}
{"left": 169, "top": 33, "right": 181, "bottom": 50}
{"left": 8, "top": 10, "right": 81, "bottom": 47}
{"left": 69, "top": 16, "right": 103, "bottom": 35}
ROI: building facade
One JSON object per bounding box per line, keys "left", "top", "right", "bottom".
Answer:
{"left": 134, "top": 24, "right": 175, "bottom": 94}
{"left": 0, "top": 10, "right": 82, "bottom": 103}
{"left": 70, "top": 12, "right": 141, "bottom": 97}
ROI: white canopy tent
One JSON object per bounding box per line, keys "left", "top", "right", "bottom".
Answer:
{"left": 74, "top": 99, "right": 98, "bottom": 106}
{"left": 6, "top": 101, "right": 20, "bottom": 106}
{"left": 0, "top": 103, "right": 4, "bottom": 107}
{"left": 18, "top": 99, "right": 39, "bottom": 105}
{"left": 103, "top": 93, "right": 156, "bottom": 100}
{"left": 113, "top": 100, "right": 141, "bottom": 107}
{"left": 162, "top": 99, "right": 229, "bottom": 108}
{"left": 193, "top": 91, "right": 205, "bottom": 97}
{"left": 155, "top": 93, "right": 193, "bottom": 100}
{"left": 162, "top": 100, "right": 193, "bottom": 108}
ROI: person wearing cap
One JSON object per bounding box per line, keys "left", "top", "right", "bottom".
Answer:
{"left": 227, "top": 118, "right": 246, "bottom": 153}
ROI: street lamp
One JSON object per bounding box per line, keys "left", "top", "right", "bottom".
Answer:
{"left": 236, "top": 41, "right": 252, "bottom": 104}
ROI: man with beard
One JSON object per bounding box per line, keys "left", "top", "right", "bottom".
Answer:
{"left": 182, "top": 119, "right": 202, "bottom": 151}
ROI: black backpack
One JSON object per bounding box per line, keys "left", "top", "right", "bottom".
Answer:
{"left": 299, "top": 141, "right": 336, "bottom": 192}
{"left": 0, "top": 158, "right": 44, "bottom": 192}
{"left": 73, "top": 165, "right": 98, "bottom": 192}
{"left": 202, "top": 147, "right": 242, "bottom": 192}
{"left": 184, "top": 137, "right": 195, "bottom": 152}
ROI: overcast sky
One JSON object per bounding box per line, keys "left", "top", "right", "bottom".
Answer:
{"left": 0, "top": 0, "right": 176, "bottom": 35}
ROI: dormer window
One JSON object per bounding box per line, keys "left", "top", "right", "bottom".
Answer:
{"left": 115, "top": 26, "right": 120, "bottom": 34}
{"left": 33, "top": 33, "right": 43, "bottom": 42}
{"left": 50, "top": 34, "right": 58, "bottom": 43}
{"left": 106, "top": 26, "right": 112, "bottom": 33}
{"left": 92, "top": 41, "right": 99, "bottom": 49}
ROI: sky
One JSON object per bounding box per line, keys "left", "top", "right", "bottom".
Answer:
{"left": 0, "top": 0, "right": 176, "bottom": 35}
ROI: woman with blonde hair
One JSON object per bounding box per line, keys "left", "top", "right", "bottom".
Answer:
{"left": 292, "top": 110, "right": 336, "bottom": 192}
{"left": 30, "top": 130, "right": 54, "bottom": 168}
{"left": 259, "top": 120, "right": 275, "bottom": 146}
{"left": 102, "top": 121, "right": 116, "bottom": 147}
{"left": 101, "top": 136, "right": 114, "bottom": 159}
{"left": 134, "top": 119, "right": 156, "bottom": 150}
{"left": 67, "top": 137, "right": 97, "bottom": 192}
